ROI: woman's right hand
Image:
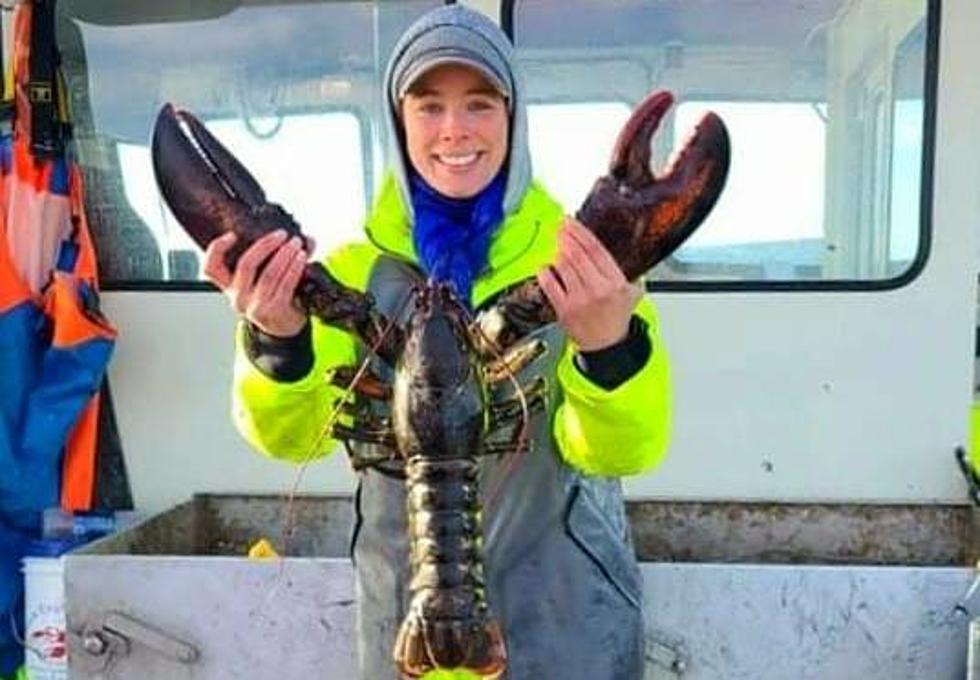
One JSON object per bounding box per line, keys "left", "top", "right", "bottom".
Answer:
{"left": 202, "top": 230, "right": 310, "bottom": 338}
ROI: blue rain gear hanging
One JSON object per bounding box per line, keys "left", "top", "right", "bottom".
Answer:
{"left": 0, "top": 2, "right": 115, "bottom": 673}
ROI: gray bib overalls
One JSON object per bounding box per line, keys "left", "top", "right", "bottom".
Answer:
{"left": 350, "top": 257, "right": 645, "bottom": 680}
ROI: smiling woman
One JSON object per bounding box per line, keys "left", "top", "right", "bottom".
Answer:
{"left": 399, "top": 65, "right": 510, "bottom": 200}
{"left": 213, "top": 4, "right": 672, "bottom": 678}
{"left": 396, "top": 64, "right": 512, "bottom": 304}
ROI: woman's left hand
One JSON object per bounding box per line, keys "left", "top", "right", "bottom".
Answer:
{"left": 537, "top": 216, "right": 643, "bottom": 352}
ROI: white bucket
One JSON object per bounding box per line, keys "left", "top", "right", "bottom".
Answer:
{"left": 21, "top": 557, "right": 68, "bottom": 680}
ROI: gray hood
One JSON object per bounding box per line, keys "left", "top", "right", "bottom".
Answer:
{"left": 381, "top": 5, "right": 532, "bottom": 217}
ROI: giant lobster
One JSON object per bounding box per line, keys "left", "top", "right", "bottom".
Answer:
{"left": 150, "top": 89, "right": 729, "bottom": 679}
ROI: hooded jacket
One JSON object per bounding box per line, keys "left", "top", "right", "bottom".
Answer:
{"left": 230, "top": 6, "right": 671, "bottom": 679}
{"left": 233, "top": 4, "right": 670, "bottom": 476}
{"left": 233, "top": 173, "right": 671, "bottom": 476}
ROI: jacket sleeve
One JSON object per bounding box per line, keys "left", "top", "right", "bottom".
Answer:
{"left": 232, "top": 318, "right": 357, "bottom": 463}
{"left": 552, "top": 296, "right": 672, "bottom": 476}
{"left": 230, "top": 243, "right": 375, "bottom": 463}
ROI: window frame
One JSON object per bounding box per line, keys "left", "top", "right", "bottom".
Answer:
{"left": 504, "top": 0, "right": 941, "bottom": 293}
{"left": 56, "top": 0, "right": 450, "bottom": 292}
{"left": 97, "top": 105, "right": 373, "bottom": 292}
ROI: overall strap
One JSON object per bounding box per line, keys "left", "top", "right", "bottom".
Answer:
{"left": 27, "top": 0, "right": 64, "bottom": 158}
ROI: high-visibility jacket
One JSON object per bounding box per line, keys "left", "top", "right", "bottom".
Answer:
{"left": 232, "top": 175, "right": 671, "bottom": 476}
{"left": 231, "top": 175, "right": 671, "bottom": 679}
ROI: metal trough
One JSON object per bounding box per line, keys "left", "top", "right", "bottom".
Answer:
{"left": 64, "top": 495, "right": 980, "bottom": 679}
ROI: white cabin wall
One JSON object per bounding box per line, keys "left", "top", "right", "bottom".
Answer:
{"left": 103, "top": 293, "right": 356, "bottom": 515}
{"left": 629, "top": 0, "right": 980, "bottom": 501}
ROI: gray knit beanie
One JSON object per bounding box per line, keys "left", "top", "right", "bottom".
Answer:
{"left": 382, "top": 5, "right": 532, "bottom": 216}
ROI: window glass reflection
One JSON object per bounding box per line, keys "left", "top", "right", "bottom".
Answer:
{"left": 513, "top": 0, "right": 933, "bottom": 284}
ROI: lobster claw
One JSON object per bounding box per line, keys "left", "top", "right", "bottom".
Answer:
{"left": 576, "top": 90, "right": 730, "bottom": 279}
{"left": 151, "top": 103, "right": 304, "bottom": 270}
{"left": 151, "top": 103, "right": 404, "bottom": 365}
{"left": 474, "top": 90, "right": 730, "bottom": 353}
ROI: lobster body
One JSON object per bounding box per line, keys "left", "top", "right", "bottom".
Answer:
{"left": 150, "top": 89, "right": 730, "bottom": 678}
{"left": 390, "top": 284, "right": 506, "bottom": 677}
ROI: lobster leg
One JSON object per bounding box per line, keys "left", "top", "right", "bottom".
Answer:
{"left": 475, "top": 90, "right": 731, "bottom": 352}
{"left": 331, "top": 422, "right": 397, "bottom": 449}
{"left": 488, "top": 376, "right": 548, "bottom": 431}
{"left": 483, "top": 441, "right": 527, "bottom": 458}
{"left": 481, "top": 338, "right": 547, "bottom": 385}
{"left": 481, "top": 377, "right": 548, "bottom": 461}
{"left": 330, "top": 365, "right": 393, "bottom": 401}
{"left": 334, "top": 402, "right": 391, "bottom": 431}
{"left": 343, "top": 444, "right": 403, "bottom": 474}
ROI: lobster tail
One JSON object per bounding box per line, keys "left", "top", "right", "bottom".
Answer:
{"left": 392, "top": 445, "right": 506, "bottom": 677}
{"left": 394, "top": 611, "right": 506, "bottom": 678}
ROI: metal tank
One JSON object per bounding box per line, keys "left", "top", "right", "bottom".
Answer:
{"left": 64, "top": 494, "right": 980, "bottom": 679}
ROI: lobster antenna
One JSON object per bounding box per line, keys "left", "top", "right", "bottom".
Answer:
{"left": 250, "top": 290, "right": 412, "bottom": 619}
{"left": 278, "top": 288, "right": 414, "bottom": 558}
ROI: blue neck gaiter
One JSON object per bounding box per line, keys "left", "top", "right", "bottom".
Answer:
{"left": 409, "top": 171, "right": 506, "bottom": 307}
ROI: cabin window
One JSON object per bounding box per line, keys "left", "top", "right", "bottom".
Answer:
{"left": 527, "top": 102, "right": 631, "bottom": 212}
{"left": 511, "top": 0, "right": 936, "bottom": 287}
{"left": 115, "top": 113, "right": 365, "bottom": 280}
{"left": 56, "top": 0, "right": 443, "bottom": 287}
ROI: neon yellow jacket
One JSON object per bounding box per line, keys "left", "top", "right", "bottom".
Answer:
{"left": 231, "top": 175, "right": 671, "bottom": 477}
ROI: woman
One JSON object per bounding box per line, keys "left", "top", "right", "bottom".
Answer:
{"left": 204, "top": 6, "right": 670, "bottom": 679}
